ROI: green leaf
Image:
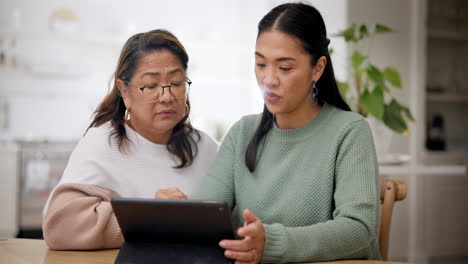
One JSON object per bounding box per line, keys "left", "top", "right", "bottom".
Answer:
{"left": 366, "top": 64, "right": 384, "bottom": 85}
{"left": 374, "top": 24, "right": 393, "bottom": 33}
{"left": 401, "top": 105, "right": 415, "bottom": 121}
{"left": 381, "top": 83, "right": 390, "bottom": 93}
{"left": 361, "top": 85, "right": 384, "bottom": 119}
{"left": 334, "top": 24, "right": 357, "bottom": 42}
{"left": 359, "top": 24, "right": 369, "bottom": 40}
{"left": 383, "top": 100, "right": 408, "bottom": 133}
{"left": 351, "top": 51, "right": 367, "bottom": 71}
{"left": 329, "top": 47, "right": 335, "bottom": 55}
{"left": 383, "top": 67, "right": 402, "bottom": 88}
{"left": 337, "top": 81, "right": 350, "bottom": 98}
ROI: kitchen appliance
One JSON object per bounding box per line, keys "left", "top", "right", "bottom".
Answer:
{"left": 16, "top": 140, "right": 75, "bottom": 237}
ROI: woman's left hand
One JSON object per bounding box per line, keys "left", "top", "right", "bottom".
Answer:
{"left": 219, "top": 209, "right": 265, "bottom": 264}
{"left": 154, "top": 187, "right": 188, "bottom": 200}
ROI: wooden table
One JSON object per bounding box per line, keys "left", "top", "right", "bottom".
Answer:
{"left": 0, "top": 239, "right": 410, "bottom": 264}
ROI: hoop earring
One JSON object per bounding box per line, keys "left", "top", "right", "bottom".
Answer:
{"left": 184, "top": 103, "right": 189, "bottom": 117}
{"left": 124, "top": 108, "right": 131, "bottom": 121}
{"left": 310, "top": 81, "right": 319, "bottom": 106}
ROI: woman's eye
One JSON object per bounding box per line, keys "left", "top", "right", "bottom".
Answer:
{"left": 256, "top": 63, "right": 266, "bottom": 68}
{"left": 145, "top": 84, "right": 158, "bottom": 89}
{"left": 171, "top": 82, "right": 184, "bottom": 87}
{"left": 279, "top": 67, "right": 292, "bottom": 72}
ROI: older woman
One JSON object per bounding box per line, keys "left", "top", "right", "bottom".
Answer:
{"left": 42, "top": 29, "right": 218, "bottom": 250}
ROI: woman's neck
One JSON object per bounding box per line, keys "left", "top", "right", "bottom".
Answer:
{"left": 275, "top": 103, "right": 322, "bottom": 130}
{"left": 127, "top": 121, "right": 171, "bottom": 145}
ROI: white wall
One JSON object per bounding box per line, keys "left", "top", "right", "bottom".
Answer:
{"left": 0, "top": 0, "right": 348, "bottom": 142}
{"left": 347, "top": 0, "right": 413, "bottom": 155}
{"left": 269, "top": 0, "right": 349, "bottom": 81}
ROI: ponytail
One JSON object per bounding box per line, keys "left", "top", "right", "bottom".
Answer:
{"left": 245, "top": 106, "right": 274, "bottom": 172}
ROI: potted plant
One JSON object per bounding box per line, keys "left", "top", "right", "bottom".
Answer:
{"left": 333, "top": 23, "right": 414, "bottom": 134}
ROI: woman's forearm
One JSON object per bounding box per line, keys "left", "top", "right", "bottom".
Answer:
{"left": 42, "top": 183, "right": 124, "bottom": 250}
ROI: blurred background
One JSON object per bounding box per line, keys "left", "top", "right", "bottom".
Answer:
{"left": 0, "top": 0, "right": 467, "bottom": 263}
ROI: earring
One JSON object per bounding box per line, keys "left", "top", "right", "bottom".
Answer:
{"left": 310, "top": 81, "right": 319, "bottom": 106}
{"left": 124, "top": 108, "right": 131, "bottom": 121}
{"left": 184, "top": 103, "right": 189, "bottom": 117}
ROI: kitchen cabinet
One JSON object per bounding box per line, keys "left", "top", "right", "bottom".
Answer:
{"left": 381, "top": 166, "right": 467, "bottom": 263}
{"left": 0, "top": 141, "right": 75, "bottom": 238}
{"left": 0, "top": 143, "right": 19, "bottom": 238}
{"left": 18, "top": 141, "right": 75, "bottom": 232}
{"left": 347, "top": 1, "right": 468, "bottom": 262}
{"left": 424, "top": 175, "right": 468, "bottom": 258}
{"left": 424, "top": 0, "right": 468, "bottom": 164}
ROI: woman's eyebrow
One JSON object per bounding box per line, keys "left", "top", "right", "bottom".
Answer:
{"left": 255, "top": 52, "right": 296, "bottom": 62}
{"left": 140, "top": 68, "right": 183, "bottom": 78}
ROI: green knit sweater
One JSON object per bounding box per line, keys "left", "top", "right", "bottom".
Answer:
{"left": 193, "top": 103, "right": 380, "bottom": 263}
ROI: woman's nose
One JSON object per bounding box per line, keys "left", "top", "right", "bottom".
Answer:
{"left": 262, "top": 67, "right": 279, "bottom": 88}
{"left": 157, "top": 86, "right": 175, "bottom": 103}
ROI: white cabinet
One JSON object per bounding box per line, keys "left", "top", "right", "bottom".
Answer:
{"left": 424, "top": 0, "right": 468, "bottom": 164}
{"left": 347, "top": 1, "right": 468, "bottom": 262}
{"left": 0, "top": 143, "right": 19, "bottom": 238}
{"left": 425, "top": 175, "right": 468, "bottom": 258}
{"left": 415, "top": 2, "right": 468, "bottom": 259}
{"left": 381, "top": 167, "right": 468, "bottom": 263}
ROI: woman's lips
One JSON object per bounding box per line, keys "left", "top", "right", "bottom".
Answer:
{"left": 265, "top": 91, "right": 281, "bottom": 103}
{"left": 157, "top": 109, "right": 176, "bottom": 117}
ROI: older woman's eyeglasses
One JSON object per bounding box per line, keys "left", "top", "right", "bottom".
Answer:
{"left": 123, "top": 77, "right": 191, "bottom": 103}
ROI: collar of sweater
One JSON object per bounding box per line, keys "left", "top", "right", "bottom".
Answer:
{"left": 124, "top": 123, "right": 168, "bottom": 150}
{"left": 270, "top": 103, "right": 331, "bottom": 142}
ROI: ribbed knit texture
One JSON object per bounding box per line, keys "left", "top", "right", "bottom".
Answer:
{"left": 193, "top": 103, "right": 380, "bottom": 263}
{"left": 43, "top": 183, "right": 124, "bottom": 250}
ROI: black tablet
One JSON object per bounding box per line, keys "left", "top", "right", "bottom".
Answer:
{"left": 111, "top": 198, "right": 237, "bottom": 243}
{"left": 111, "top": 198, "right": 237, "bottom": 264}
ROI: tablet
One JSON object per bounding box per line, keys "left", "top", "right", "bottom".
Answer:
{"left": 111, "top": 198, "right": 237, "bottom": 243}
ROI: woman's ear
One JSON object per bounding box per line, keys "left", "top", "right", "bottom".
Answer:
{"left": 312, "top": 56, "right": 327, "bottom": 81}
{"left": 117, "top": 79, "right": 131, "bottom": 108}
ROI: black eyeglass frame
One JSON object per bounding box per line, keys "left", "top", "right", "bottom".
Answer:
{"left": 121, "top": 77, "right": 192, "bottom": 99}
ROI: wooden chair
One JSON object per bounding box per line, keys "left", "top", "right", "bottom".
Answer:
{"left": 379, "top": 178, "right": 407, "bottom": 261}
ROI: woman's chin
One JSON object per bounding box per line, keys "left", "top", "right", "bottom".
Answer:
{"left": 265, "top": 103, "right": 282, "bottom": 115}
{"left": 153, "top": 117, "right": 180, "bottom": 130}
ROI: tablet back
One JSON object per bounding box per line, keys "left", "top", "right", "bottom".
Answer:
{"left": 111, "top": 198, "right": 236, "bottom": 243}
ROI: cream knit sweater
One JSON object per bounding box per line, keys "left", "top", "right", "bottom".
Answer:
{"left": 42, "top": 122, "right": 218, "bottom": 250}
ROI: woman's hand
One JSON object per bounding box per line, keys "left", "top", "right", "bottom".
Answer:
{"left": 154, "top": 187, "right": 188, "bottom": 200}
{"left": 219, "top": 209, "right": 265, "bottom": 264}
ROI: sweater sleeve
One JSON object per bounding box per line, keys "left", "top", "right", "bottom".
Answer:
{"left": 42, "top": 183, "right": 124, "bottom": 250}
{"left": 261, "top": 119, "right": 380, "bottom": 263}
{"left": 191, "top": 123, "right": 237, "bottom": 210}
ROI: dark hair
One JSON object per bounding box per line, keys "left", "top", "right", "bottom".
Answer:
{"left": 245, "top": 3, "right": 351, "bottom": 172}
{"left": 87, "top": 29, "right": 199, "bottom": 169}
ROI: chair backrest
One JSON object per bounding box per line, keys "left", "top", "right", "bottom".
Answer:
{"left": 379, "top": 178, "right": 407, "bottom": 261}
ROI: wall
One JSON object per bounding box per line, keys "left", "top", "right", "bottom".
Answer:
{"left": 0, "top": 0, "right": 348, "bottom": 142}
{"left": 347, "top": 0, "right": 413, "bottom": 155}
